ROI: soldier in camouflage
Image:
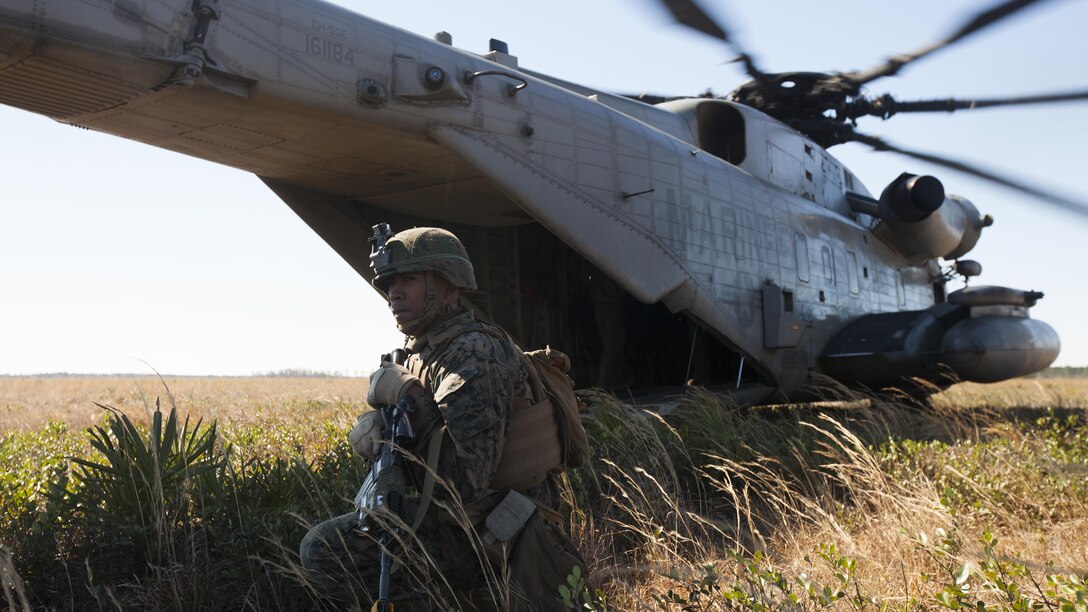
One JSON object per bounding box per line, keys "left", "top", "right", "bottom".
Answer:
{"left": 299, "top": 227, "right": 576, "bottom": 610}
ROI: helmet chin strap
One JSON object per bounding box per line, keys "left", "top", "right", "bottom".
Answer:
{"left": 396, "top": 271, "right": 457, "bottom": 337}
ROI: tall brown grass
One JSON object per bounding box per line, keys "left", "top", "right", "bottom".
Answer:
{"left": 2, "top": 375, "right": 1087, "bottom": 609}
{"left": 570, "top": 381, "right": 1088, "bottom": 609}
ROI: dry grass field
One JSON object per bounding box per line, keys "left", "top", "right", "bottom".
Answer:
{"left": 2, "top": 374, "right": 1087, "bottom": 610}
{"left": 0, "top": 375, "right": 366, "bottom": 432}
{"left": 934, "top": 377, "right": 1088, "bottom": 410}
{"left": 3, "top": 374, "right": 1085, "bottom": 432}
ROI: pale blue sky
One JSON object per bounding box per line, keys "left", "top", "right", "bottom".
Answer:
{"left": 1, "top": 0, "right": 1086, "bottom": 375}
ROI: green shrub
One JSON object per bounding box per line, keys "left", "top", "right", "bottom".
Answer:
{"left": 918, "top": 528, "right": 1088, "bottom": 611}
{"left": 0, "top": 400, "right": 368, "bottom": 609}
{"left": 0, "top": 419, "right": 84, "bottom": 590}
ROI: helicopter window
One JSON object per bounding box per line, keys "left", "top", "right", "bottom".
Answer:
{"left": 794, "top": 233, "right": 810, "bottom": 282}
{"left": 846, "top": 251, "right": 860, "bottom": 295}
{"left": 821, "top": 246, "right": 835, "bottom": 285}
{"left": 695, "top": 103, "right": 746, "bottom": 165}
{"left": 783, "top": 290, "right": 795, "bottom": 313}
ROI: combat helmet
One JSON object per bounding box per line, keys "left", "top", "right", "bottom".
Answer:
{"left": 369, "top": 224, "right": 476, "bottom": 335}
{"left": 370, "top": 225, "right": 477, "bottom": 292}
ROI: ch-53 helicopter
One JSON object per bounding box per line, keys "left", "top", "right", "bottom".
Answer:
{"left": 1, "top": 0, "right": 1084, "bottom": 402}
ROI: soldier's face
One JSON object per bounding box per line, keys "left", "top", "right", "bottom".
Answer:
{"left": 387, "top": 273, "right": 427, "bottom": 326}
{"left": 386, "top": 273, "right": 460, "bottom": 327}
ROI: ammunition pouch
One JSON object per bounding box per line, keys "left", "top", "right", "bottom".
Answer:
{"left": 489, "top": 396, "right": 561, "bottom": 491}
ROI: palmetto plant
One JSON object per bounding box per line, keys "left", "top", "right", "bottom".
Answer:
{"left": 70, "top": 401, "right": 223, "bottom": 565}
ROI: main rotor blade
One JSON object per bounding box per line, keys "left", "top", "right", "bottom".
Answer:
{"left": 661, "top": 0, "right": 727, "bottom": 39}
{"left": 658, "top": 0, "right": 770, "bottom": 83}
{"left": 842, "top": 0, "right": 1054, "bottom": 86}
{"left": 843, "top": 127, "right": 1088, "bottom": 218}
{"left": 899, "top": 90, "right": 1088, "bottom": 112}
{"left": 850, "top": 89, "right": 1088, "bottom": 119}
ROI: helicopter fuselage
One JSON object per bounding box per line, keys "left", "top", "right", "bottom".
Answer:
{"left": 0, "top": 0, "right": 1059, "bottom": 396}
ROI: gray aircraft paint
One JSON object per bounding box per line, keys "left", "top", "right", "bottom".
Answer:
{"left": 0, "top": 0, "right": 1057, "bottom": 394}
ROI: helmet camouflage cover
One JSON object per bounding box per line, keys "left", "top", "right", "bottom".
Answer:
{"left": 370, "top": 226, "right": 478, "bottom": 292}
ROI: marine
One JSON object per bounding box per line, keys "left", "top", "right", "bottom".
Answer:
{"left": 300, "top": 225, "right": 584, "bottom": 610}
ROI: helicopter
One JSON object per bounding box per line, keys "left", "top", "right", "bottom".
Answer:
{"left": 0, "top": 0, "right": 1084, "bottom": 400}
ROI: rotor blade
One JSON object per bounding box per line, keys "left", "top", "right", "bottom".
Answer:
{"left": 891, "top": 90, "right": 1088, "bottom": 113}
{"left": 661, "top": 0, "right": 727, "bottom": 39}
{"left": 842, "top": 0, "right": 1055, "bottom": 86}
{"left": 843, "top": 127, "right": 1088, "bottom": 218}
{"left": 849, "top": 89, "right": 1088, "bottom": 119}
{"left": 658, "top": 0, "right": 770, "bottom": 82}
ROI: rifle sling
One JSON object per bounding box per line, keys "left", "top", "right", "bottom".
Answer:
{"left": 411, "top": 425, "right": 446, "bottom": 532}
{"left": 390, "top": 425, "right": 445, "bottom": 577}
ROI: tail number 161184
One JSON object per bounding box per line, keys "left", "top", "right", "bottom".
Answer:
{"left": 306, "top": 35, "right": 354, "bottom": 66}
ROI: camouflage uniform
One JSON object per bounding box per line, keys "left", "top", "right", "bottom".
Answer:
{"left": 301, "top": 226, "right": 581, "bottom": 610}
{"left": 300, "top": 307, "right": 550, "bottom": 609}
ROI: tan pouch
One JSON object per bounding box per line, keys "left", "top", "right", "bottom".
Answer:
{"left": 490, "top": 398, "right": 561, "bottom": 491}
{"left": 483, "top": 489, "right": 537, "bottom": 546}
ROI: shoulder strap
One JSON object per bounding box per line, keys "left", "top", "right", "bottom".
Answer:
{"left": 410, "top": 425, "right": 446, "bottom": 532}
{"left": 414, "top": 321, "right": 473, "bottom": 364}
{"left": 463, "top": 324, "right": 545, "bottom": 401}
{"left": 410, "top": 321, "right": 479, "bottom": 386}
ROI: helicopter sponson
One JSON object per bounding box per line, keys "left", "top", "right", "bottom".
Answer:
{"left": 826, "top": 173, "right": 1055, "bottom": 389}
{"left": 821, "top": 284, "right": 1059, "bottom": 388}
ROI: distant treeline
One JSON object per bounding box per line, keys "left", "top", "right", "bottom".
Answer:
{"left": 1038, "top": 366, "right": 1088, "bottom": 378}
{"left": 6, "top": 367, "right": 1083, "bottom": 379}
{"left": 1, "top": 370, "right": 358, "bottom": 378}
{"left": 256, "top": 368, "right": 351, "bottom": 378}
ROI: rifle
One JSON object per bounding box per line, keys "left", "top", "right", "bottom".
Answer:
{"left": 354, "top": 348, "right": 415, "bottom": 612}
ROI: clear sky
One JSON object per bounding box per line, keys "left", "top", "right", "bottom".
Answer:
{"left": 1, "top": 0, "right": 1086, "bottom": 375}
